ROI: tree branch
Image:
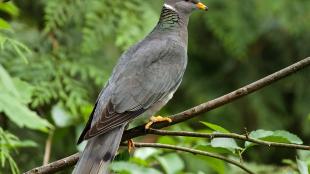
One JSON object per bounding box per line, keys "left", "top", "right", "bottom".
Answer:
{"left": 148, "top": 129, "right": 310, "bottom": 150}
{"left": 130, "top": 142, "right": 255, "bottom": 174}
{"left": 24, "top": 57, "right": 310, "bottom": 174}
{"left": 24, "top": 153, "right": 80, "bottom": 174}
{"left": 122, "top": 57, "right": 310, "bottom": 140}
{"left": 25, "top": 129, "right": 310, "bottom": 174}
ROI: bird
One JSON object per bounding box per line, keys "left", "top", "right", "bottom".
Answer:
{"left": 73, "top": 0, "right": 208, "bottom": 173}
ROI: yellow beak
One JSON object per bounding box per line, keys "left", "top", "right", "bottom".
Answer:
{"left": 196, "top": 2, "right": 208, "bottom": 11}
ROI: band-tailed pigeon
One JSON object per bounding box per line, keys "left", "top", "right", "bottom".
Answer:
{"left": 73, "top": 0, "right": 207, "bottom": 173}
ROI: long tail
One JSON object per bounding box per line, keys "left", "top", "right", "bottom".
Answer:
{"left": 73, "top": 124, "right": 126, "bottom": 174}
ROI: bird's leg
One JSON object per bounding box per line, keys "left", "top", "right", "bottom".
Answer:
{"left": 125, "top": 123, "right": 135, "bottom": 152}
{"left": 127, "top": 139, "right": 135, "bottom": 153}
{"left": 145, "top": 116, "right": 172, "bottom": 129}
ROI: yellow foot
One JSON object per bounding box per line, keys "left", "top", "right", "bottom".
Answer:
{"left": 128, "top": 139, "right": 135, "bottom": 153}
{"left": 145, "top": 116, "right": 172, "bottom": 129}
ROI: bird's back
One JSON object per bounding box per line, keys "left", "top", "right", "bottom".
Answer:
{"left": 73, "top": 0, "right": 209, "bottom": 172}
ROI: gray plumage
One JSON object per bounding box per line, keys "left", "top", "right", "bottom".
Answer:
{"left": 73, "top": 0, "right": 207, "bottom": 173}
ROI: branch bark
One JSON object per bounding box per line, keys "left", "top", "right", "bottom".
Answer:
{"left": 148, "top": 129, "right": 310, "bottom": 150}
{"left": 25, "top": 153, "right": 80, "bottom": 174}
{"left": 24, "top": 57, "right": 310, "bottom": 174}
{"left": 132, "top": 142, "right": 254, "bottom": 174}
{"left": 123, "top": 57, "right": 310, "bottom": 140}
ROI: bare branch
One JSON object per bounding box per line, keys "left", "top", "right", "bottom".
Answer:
{"left": 130, "top": 142, "right": 255, "bottom": 174}
{"left": 24, "top": 57, "right": 310, "bottom": 174}
{"left": 24, "top": 153, "right": 80, "bottom": 174}
{"left": 148, "top": 129, "right": 310, "bottom": 150}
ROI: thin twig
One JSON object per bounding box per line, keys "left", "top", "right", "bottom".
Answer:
{"left": 129, "top": 142, "right": 255, "bottom": 174}
{"left": 24, "top": 57, "right": 310, "bottom": 174}
{"left": 148, "top": 129, "right": 310, "bottom": 150}
{"left": 43, "top": 131, "right": 54, "bottom": 165}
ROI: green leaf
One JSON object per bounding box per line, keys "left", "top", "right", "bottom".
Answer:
{"left": 110, "top": 162, "right": 162, "bottom": 174}
{"left": 134, "top": 147, "right": 160, "bottom": 160}
{"left": 195, "top": 123, "right": 242, "bottom": 154}
{"left": 10, "top": 140, "right": 37, "bottom": 148}
{"left": 297, "top": 158, "right": 309, "bottom": 174}
{"left": 245, "top": 129, "right": 303, "bottom": 148}
{"left": 183, "top": 154, "right": 226, "bottom": 174}
{"left": 0, "top": 34, "right": 7, "bottom": 49}
{"left": 0, "top": 35, "right": 31, "bottom": 63}
{"left": 0, "top": 128, "right": 36, "bottom": 174}
{"left": 200, "top": 121, "right": 230, "bottom": 133}
{"left": 0, "top": 66, "right": 53, "bottom": 132}
{"left": 0, "top": 65, "right": 19, "bottom": 97}
{"left": 211, "top": 138, "right": 242, "bottom": 152}
{"left": 201, "top": 156, "right": 226, "bottom": 174}
{"left": 0, "top": 18, "right": 11, "bottom": 30}
{"left": 247, "top": 129, "right": 273, "bottom": 138}
{"left": 0, "top": 92, "right": 53, "bottom": 132}
{"left": 156, "top": 153, "right": 184, "bottom": 174}
{"left": 0, "top": 2, "right": 19, "bottom": 17}
{"left": 272, "top": 130, "right": 303, "bottom": 144}
{"left": 13, "top": 78, "right": 34, "bottom": 104}
{"left": 1, "top": 136, "right": 37, "bottom": 148}
{"left": 9, "top": 40, "right": 30, "bottom": 64}
{"left": 195, "top": 143, "right": 234, "bottom": 155}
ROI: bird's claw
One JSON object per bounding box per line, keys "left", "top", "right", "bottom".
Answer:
{"left": 145, "top": 116, "right": 172, "bottom": 129}
{"left": 127, "top": 139, "right": 135, "bottom": 153}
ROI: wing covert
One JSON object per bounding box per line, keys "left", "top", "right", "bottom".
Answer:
{"left": 81, "top": 39, "right": 187, "bottom": 141}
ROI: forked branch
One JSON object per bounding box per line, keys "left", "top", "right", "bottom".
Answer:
{"left": 131, "top": 142, "right": 255, "bottom": 174}
{"left": 25, "top": 57, "right": 310, "bottom": 174}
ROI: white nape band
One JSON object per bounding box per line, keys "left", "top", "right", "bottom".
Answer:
{"left": 164, "top": 3, "right": 178, "bottom": 12}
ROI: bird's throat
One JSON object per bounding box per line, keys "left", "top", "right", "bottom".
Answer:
{"left": 157, "top": 5, "right": 188, "bottom": 31}
{"left": 152, "top": 5, "right": 189, "bottom": 45}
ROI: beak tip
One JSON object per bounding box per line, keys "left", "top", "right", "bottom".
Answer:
{"left": 196, "top": 2, "right": 208, "bottom": 11}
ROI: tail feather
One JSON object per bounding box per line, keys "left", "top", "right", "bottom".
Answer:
{"left": 73, "top": 124, "right": 126, "bottom": 174}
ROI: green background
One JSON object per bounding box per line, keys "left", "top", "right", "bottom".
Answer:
{"left": 0, "top": 0, "right": 310, "bottom": 173}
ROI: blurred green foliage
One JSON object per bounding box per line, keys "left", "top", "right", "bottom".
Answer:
{"left": 0, "top": 0, "right": 309, "bottom": 173}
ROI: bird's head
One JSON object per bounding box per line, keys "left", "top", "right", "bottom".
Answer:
{"left": 164, "top": 0, "right": 208, "bottom": 14}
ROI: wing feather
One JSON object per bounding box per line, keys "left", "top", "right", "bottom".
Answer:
{"left": 79, "top": 39, "right": 187, "bottom": 141}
